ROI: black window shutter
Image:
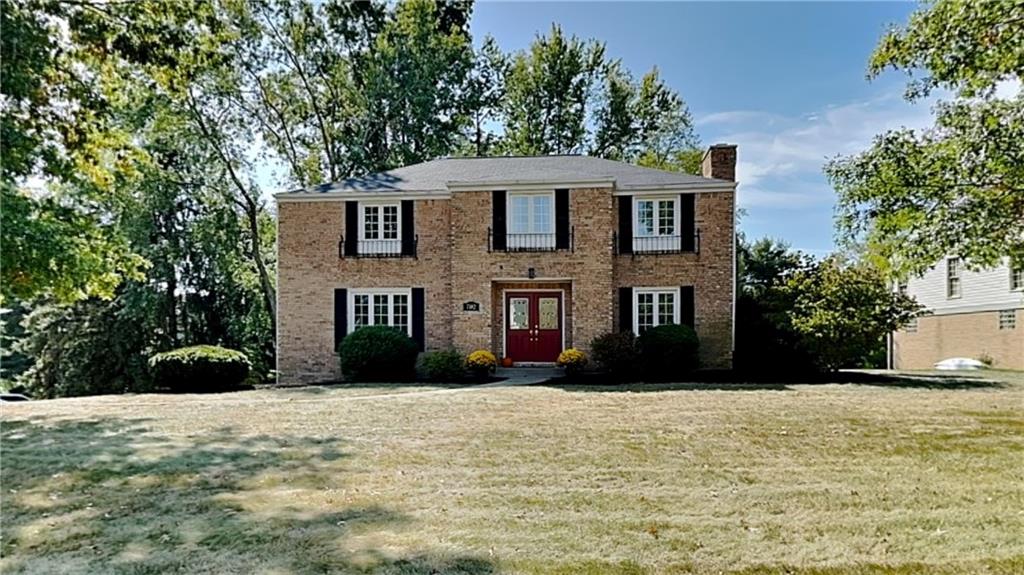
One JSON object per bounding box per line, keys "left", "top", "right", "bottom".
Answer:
{"left": 411, "top": 288, "right": 425, "bottom": 351}
{"left": 617, "top": 196, "right": 632, "bottom": 254}
{"left": 334, "top": 288, "right": 348, "bottom": 351}
{"left": 401, "top": 200, "right": 415, "bottom": 256}
{"left": 555, "top": 188, "right": 570, "bottom": 249}
{"left": 344, "top": 201, "right": 359, "bottom": 256}
{"left": 492, "top": 190, "right": 506, "bottom": 251}
{"left": 680, "top": 285, "right": 695, "bottom": 328}
{"left": 619, "top": 287, "right": 633, "bottom": 333}
{"left": 680, "top": 194, "right": 696, "bottom": 252}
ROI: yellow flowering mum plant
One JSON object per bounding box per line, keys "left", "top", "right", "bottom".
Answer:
{"left": 557, "top": 348, "right": 588, "bottom": 376}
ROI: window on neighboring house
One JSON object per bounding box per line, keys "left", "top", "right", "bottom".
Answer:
{"left": 946, "top": 257, "right": 962, "bottom": 298}
{"left": 904, "top": 317, "right": 918, "bottom": 333}
{"left": 897, "top": 281, "right": 908, "bottom": 296}
{"left": 359, "top": 203, "right": 400, "bottom": 255}
{"left": 507, "top": 192, "right": 554, "bottom": 249}
{"left": 350, "top": 289, "right": 411, "bottom": 336}
{"left": 634, "top": 288, "right": 679, "bottom": 332}
{"left": 1012, "top": 265, "right": 1024, "bottom": 291}
{"left": 634, "top": 197, "right": 679, "bottom": 252}
{"left": 998, "top": 309, "right": 1016, "bottom": 330}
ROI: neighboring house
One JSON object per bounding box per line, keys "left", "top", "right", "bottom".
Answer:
{"left": 275, "top": 145, "right": 737, "bottom": 383}
{"left": 893, "top": 258, "right": 1024, "bottom": 370}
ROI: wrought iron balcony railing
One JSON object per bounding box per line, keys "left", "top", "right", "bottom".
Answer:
{"left": 338, "top": 235, "right": 417, "bottom": 258}
{"left": 487, "top": 228, "right": 574, "bottom": 253}
{"left": 614, "top": 230, "right": 701, "bottom": 256}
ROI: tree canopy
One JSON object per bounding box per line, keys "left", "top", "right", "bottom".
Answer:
{"left": 826, "top": 0, "right": 1024, "bottom": 277}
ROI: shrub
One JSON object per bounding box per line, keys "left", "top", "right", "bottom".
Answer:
{"left": 465, "top": 349, "right": 497, "bottom": 380}
{"left": 637, "top": 324, "right": 699, "bottom": 380}
{"left": 339, "top": 326, "right": 419, "bottom": 382}
{"left": 590, "top": 332, "right": 639, "bottom": 380}
{"left": 557, "top": 348, "right": 588, "bottom": 377}
{"left": 422, "top": 349, "right": 466, "bottom": 381}
{"left": 149, "top": 345, "right": 251, "bottom": 392}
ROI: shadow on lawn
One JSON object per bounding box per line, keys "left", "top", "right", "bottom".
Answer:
{"left": 538, "top": 370, "right": 1009, "bottom": 393}
{"left": 0, "top": 418, "right": 493, "bottom": 574}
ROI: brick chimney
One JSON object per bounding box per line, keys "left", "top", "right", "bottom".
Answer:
{"left": 701, "top": 144, "right": 737, "bottom": 181}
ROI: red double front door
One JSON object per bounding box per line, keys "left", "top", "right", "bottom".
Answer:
{"left": 505, "top": 292, "right": 563, "bottom": 362}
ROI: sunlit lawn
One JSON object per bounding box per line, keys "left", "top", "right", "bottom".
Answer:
{"left": 2, "top": 371, "right": 1022, "bottom": 574}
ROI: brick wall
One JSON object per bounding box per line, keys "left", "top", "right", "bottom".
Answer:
{"left": 449, "top": 187, "right": 616, "bottom": 357}
{"left": 613, "top": 191, "right": 735, "bottom": 367}
{"left": 277, "top": 199, "right": 453, "bottom": 382}
{"left": 893, "top": 309, "right": 1024, "bottom": 370}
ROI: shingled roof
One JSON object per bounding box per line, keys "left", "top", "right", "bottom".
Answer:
{"left": 279, "top": 155, "right": 734, "bottom": 196}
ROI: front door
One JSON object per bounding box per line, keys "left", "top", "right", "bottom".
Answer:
{"left": 505, "top": 292, "right": 563, "bottom": 362}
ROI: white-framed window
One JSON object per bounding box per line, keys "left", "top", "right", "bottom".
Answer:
{"left": 359, "top": 202, "right": 401, "bottom": 255}
{"left": 1011, "top": 265, "right": 1023, "bottom": 292}
{"left": 349, "top": 288, "right": 411, "bottom": 336}
{"left": 946, "top": 257, "right": 962, "bottom": 299}
{"left": 998, "top": 309, "right": 1016, "bottom": 330}
{"left": 633, "top": 196, "right": 679, "bottom": 252}
{"left": 634, "top": 287, "right": 679, "bottom": 332}
{"left": 507, "top": 191, "right": 554, "bottom": 249}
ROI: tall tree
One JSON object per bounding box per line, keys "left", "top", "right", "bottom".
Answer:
{"left": 592, "top": 65, "right": 702, "bottom": 172}
{"left": 501, "top": 25, "right": 605, "bottom": 155}
{"left": 825, "top": 0, "right": 1024, "bottom": 277}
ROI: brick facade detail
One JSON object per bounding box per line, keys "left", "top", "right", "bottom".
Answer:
{"left": 893, "top": 310, "right": 1024, "bottom": 370}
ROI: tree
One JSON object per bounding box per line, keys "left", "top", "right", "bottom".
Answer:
{"left": 781, "top": 257, "right": 922, "bottom": 371}
{"left": 825, "top": 0, "right": 1024, "bottom": 277}
{"left": 501, "top": 24, "right": 605, "bottom": 154}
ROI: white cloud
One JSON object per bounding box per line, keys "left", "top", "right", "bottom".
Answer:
{"left": 705, "top": 92, "right": 937, "bottom": 211}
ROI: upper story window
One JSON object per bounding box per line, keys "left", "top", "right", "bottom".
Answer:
{"left": 350, "top": 289, "right": 411, "bottom": 336}
{"left": 946, "top": 257, "right": 962, "bottom": 299}
{"left": 635, "top": 287, "right": 679, "bottom": 332}
{"left": 633, "top": 197, "right": 680, "bottom": 253}
{"left": 359, "top": 203, "right": 401, "bottom": 255}
{"left": 1012, "top": 265, "right": 1023, "bottom": 291}
{"left": 507, "top": 192, "right": 554, "bottom": 250}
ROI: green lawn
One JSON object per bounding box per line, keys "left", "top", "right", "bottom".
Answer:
{"left": 2, "top": 371, "right": 1023, "bottom": 574}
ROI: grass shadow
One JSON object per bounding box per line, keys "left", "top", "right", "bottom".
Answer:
{"left": 534, "top": 369, "right": 1013, "bottom": 392}
{"left": 0, "top": 416, "right": 494, "bottom": 574}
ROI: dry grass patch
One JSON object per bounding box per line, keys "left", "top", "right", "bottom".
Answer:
{"left": 2, "top": 371, "right": 1022, "bottom": 574}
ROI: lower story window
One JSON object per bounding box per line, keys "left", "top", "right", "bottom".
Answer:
{"left": 351, "top": 289, "right": 411, "bottom": 336}
{"left": 635, "top": 288, "right": 679, "bottom": 332}
{"left": 998, "top": 309, "right": 1016, "bottom": 330}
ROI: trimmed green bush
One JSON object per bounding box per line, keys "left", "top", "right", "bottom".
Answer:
{"left": 638, "top": 324, "right": 699, "bottom": 380}
{"left": 148, "top": 345, "right": 251, "bottom": 392}
{"left": 422, "top": 349, "right": 466, "bottom": 381}
{"left": 590, "top": 332, "right": 639, "bottom": 380}
{"left": 339, "top": 326, "right": 419, "bottom": 382}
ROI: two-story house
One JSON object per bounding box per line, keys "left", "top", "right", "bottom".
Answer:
{"left": 275, "top": 145, "right": 737, "bottom": 382}
{"left": 892, "top": 258, "right": 1023, "bottom": 370}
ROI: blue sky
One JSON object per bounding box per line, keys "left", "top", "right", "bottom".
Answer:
{"left": 471, "top": 1, "right": 934, "bottom": 254}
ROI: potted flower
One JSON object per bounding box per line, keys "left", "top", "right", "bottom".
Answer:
{"left": 466, "top": 349, "right": 498, "bottom": 381}
{"left": 557, "top": 348, "right": 588, "bottom": 378}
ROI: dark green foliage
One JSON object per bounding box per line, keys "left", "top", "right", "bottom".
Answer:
{"left": 16, "top": 299, "right": 153, "bottom": 398}
{"left": 421, "top": 349, "right": 466, "bottom": 382}
{"left": 637, "top": 325, "right": 700, "bottom": 380}
{"left": 149, "top": 345, "right": 251, "bottom": 393}
{"left": 338, "top": 327, "right": 419, "bottom": 382}
{"left": 590, "top": 332, "right": 640, "bottom": 381}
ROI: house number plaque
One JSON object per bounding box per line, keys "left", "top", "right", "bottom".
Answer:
{"left": 462, "top": 301, "right": 481, "bottom": 312}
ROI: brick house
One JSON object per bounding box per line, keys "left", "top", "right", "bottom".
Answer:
{"left": 892, "top": 258, "right": 1023, "bottom": 370}
{"left": 276, "top": 145, "right": 737, "bottom": 382}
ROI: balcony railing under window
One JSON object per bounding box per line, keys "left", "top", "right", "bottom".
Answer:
{"left": 488, "top": 227, "right": 574, "bottom": 252}
{"left": 614, "top": 229, "right": 701, "bottom": 255}
{"left": 338, "top": 235, "right": 417, "bottom": 258}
